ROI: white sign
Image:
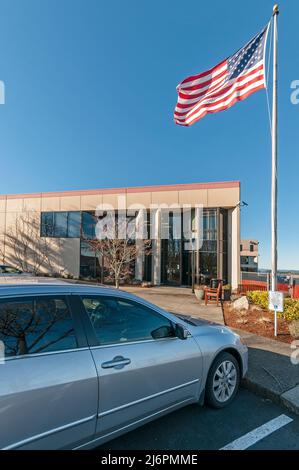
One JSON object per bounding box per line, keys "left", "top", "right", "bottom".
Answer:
{"left": 268, "top": 291, "right": 284, "bottom": 312}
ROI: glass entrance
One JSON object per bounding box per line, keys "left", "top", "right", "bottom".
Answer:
{"left": 161, "top": 239, "right": 181, "bottom": 285}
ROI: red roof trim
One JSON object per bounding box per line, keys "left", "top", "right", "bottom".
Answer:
{"left": 0, "top": 181, "right": 240, "bottom": 200}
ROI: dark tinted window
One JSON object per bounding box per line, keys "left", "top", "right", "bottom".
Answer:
{"left": 0, "top": 297, "right": 77, "bottom": 357}
{"left": 81, "top": 296, "right": 174, "bottom": 345}
{"left": 81, "top": 212, "right": 97, "bottom": 239}
{"left": 0, "top": 266, "right": 22, "bottom": 274}
{"left": 41, "top": 212, "right": 54, "bottom": 237}
{"left": 40, "top": 212, "right": 81, "bottom": 238}
{"left": 68, "top": 212, "right": 81, "bottom": 237}
{"left": 54, "top": 212, "right": 68, "bottom": 237}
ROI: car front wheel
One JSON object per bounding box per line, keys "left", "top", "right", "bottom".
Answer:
{"left": 205, "top": 352, "right": 240, "bottom": 408}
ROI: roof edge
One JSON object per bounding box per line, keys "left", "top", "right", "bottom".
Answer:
{"left": 0, "top": 181, "right": 240, "bottom": 200}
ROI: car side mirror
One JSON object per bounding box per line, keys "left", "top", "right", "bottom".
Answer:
{"left": 151, "top": 325, "right": 174, "bottom": 340}
{"left": 175, "top": 323, "right": 189, "bottom": 340}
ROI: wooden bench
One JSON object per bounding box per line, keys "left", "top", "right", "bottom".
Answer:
{"left": 204, "top": 281, "right": 223, "bottom": 306}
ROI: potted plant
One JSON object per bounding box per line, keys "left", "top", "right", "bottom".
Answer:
{"left": 141, "top": 281, "right": 152, "bottom": 288}
{"left": 223, "top": 284, "right": 232, "bottom": 301}
{"left": 282, "top": 298, "right": 299, "bottom": 338}
{"left": 194, "top": 284, "right": 205, "bottom": 301}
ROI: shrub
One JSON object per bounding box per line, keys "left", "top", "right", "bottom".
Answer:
{"left": 283, "top": 298, "right": 299, "bottom": 322}
{"left": 247, "top": 291, "right": 268, "bottom": 309}
{"left": 247, "top": 290, "right": 299, "bottom": 322}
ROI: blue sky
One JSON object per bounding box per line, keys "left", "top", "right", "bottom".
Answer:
{"left": 0, "top": 0, "right": 298, "bottom": 269}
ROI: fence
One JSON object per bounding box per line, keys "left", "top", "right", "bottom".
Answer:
{"left": 239, "top": 271, "right": 297, "bottom": 297}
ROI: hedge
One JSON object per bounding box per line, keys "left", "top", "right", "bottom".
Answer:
{"left": 246, "top": 290, "right": 299, "bottom": 322}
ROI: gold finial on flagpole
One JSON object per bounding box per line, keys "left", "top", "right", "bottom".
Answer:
{"left": 273, "top": 4, "right": 279, "bottom": 15}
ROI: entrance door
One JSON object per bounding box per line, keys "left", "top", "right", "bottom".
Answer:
{"left": 182, "top": 251, "right": 192, "bottom": 286}
{"left": 161, "top": 239, "right": 181, "bottom": 285}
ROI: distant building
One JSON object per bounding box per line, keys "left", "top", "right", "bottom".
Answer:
{"left": 240, "top": 239, "right": 258, "bottom": 272}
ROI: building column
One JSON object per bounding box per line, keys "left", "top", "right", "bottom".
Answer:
{"left": 135, "top": 240, "right": 144, "bottom": 281}
{"left": 151, "top": 208, "right": 161, "bottom": 285}
{"left": 228, "top": 206, "right": 240, "bottom": 290}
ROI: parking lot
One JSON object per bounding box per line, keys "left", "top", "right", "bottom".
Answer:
{"left": 98, "top": 389, "right": 299, "bottom": 450}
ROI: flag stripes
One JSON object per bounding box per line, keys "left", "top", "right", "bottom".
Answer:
{"left": 174, "top": 25, "right": 269, "bottom": 126}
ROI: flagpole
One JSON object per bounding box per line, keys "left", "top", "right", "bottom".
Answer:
{"left": 271, "top": 4, "right": 279, "bottom": 293}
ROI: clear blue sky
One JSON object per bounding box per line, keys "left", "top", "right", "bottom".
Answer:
{"left": 0, "top": 0, "right": 298, "bottom": 270}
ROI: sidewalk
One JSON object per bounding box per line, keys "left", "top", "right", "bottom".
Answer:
{"left": 122, "top": 286, "right": 224, "bottom": 324}
{"left": 234, "top": 328, "right": 299, "bottom": 414}
{"left": 121, "top": 285, "right": 299, "bottom": 415}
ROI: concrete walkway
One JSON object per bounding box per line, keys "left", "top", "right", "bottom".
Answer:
{"left": 122, "top": 286, "right": 224, "bottom": 324}
{"left": 121, "top": 285, "right": 299, "bottom": 415}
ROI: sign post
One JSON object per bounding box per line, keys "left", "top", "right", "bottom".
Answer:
{"left": 268, "top": 290, "right": 284, "bottom": 337}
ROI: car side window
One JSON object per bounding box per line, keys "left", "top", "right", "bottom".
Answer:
{"left": 81, "top": 296, "right": 175, "bottom": 345}
{"left": 0, "top": 296, "right": 77, "bottom": 358}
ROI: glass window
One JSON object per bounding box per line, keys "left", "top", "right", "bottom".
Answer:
{"left": 1, "top": 266, "right": 22, "bottom": 274}
{"left": 199, "top": 252, "right": 217, "bottom": 279}
{"left": 82, "top": 211, "right": 97, "bottom": 239}
{"left": 80, "top": 241, "right": 101, "bottom": 278}
{"left": 0, "top": 297, "right": 77, "bottom": 358}
{"left": 41, "top": 212, "right": 54, "bottom": 237}
{"left": 240, "top": 244, "right": 243, "bottom": 252}
{"left": 203, "top": 209, "right": 217, "bottom": 241}
{"left": 41, "top": 211, "right": 81, "bottom": 238}
{"left": 250, "top": 244, "right": 254, "bottom": 252}
{"left": 81, "top": 296, "right": 174, "bottom": 345}
{"left": 54, "top": 212, "right": 68, "bottom": 237}
{"left": 68, "top": 212, "right": 81, "bottom": 237}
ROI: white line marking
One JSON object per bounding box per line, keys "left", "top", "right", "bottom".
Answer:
{"left": 220, "top": 414, "right": 293, "bottom": 450}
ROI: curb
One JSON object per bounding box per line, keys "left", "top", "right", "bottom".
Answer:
{"left": 242, "top": 377, "right": 299, "bottom": 415}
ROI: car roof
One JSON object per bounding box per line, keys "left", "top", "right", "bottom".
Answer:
{"left": 0, "top": 277, "right": 125, "bottom": 298}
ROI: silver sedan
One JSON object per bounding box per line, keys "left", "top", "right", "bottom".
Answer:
{"left": 0, "top": 280, "right": 248, "bottom": 450}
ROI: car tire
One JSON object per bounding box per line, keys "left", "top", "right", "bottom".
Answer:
{"left": 205, "top": 352, "right": 240, "bottom": 409}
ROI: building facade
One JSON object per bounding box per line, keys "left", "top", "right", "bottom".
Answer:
{"left": 0, "top": 181, "right": 241, "bottom": 288}
{"left": 240, "top": 239, "right": 259, "bottom": 272}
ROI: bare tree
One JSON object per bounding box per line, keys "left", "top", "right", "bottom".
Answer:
{"left": 0, "top": 298, "right": 74, "bottom": 356}
{"left": 0, "top": 239, "right": 4, "bottom": 264}
{"left": 1, "top": 211, "right": 55, "bottom": 275}
{"left": 86, "top": 214, "right": 151, "bottom": 288}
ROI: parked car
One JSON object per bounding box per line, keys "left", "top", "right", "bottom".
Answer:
{"left": 0, "top": 280, "right": 248, "bottom": 450}
{"left": 0, "top": 265, "right": 30, "bottom": 276}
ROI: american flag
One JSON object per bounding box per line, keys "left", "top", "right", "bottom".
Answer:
{"left": 174, "top": 25, "right": 270, "bottom": 126}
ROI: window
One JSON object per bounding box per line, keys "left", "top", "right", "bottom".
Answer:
{"left": 250, "top": 244, "right": 254, "bottom": 252}
{"left": 203, "top": 209, "right": 217, "bottom": 241}
{"left": 41, "top": 212, "right": 54, "bottom": 237}
{"left": 68, "top": 211, "right": 81, "bottom": 237}
{"left": 41, "top": 212, "right": 81, "bottom": 238}
{"left": 81, "top": 211, "right": 98, "bottom": 239}
{"left": 81, "top": 296, "right": 175, "bottom": 345}
{"left": 0, "top": 297, "right": 77, "bottom": 358}
{"left": 0, "top": 266, "right": 22, "bottom": 274}
{"left": 240, "top": 244, "right": 243, "bottom": 252}
{"left": 54, "top": 212, "right": 68, "bottom": 237}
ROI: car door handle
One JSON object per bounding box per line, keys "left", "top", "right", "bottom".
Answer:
{"left": 101, "top": 356, "right": 131, "bottom": 369}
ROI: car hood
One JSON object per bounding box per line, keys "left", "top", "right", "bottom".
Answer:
{"left": 176, "top": 314, "right": 234, "bottom": 337}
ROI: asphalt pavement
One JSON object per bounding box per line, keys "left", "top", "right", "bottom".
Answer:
{"left": 97, "top": 388, "right": 299, "bottom": 450}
